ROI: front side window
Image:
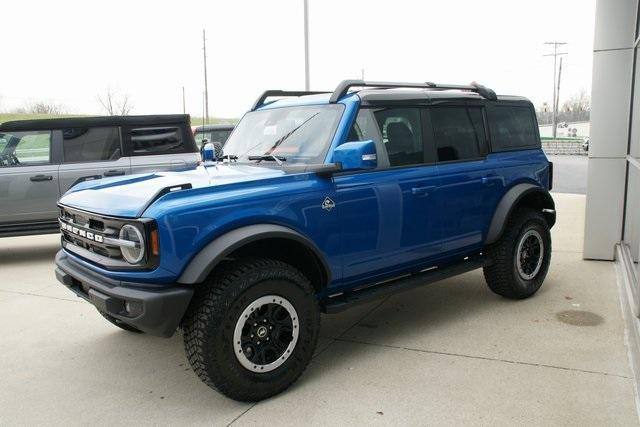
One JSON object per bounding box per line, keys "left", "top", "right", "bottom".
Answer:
{"left": 62, "top": 127, "right": 121, "bottom": 162}
{"left": 0, "top": 130, "right": 52, "bottom": 166}
{"left": 488, "top": 105, "right": 538, "bottom": 150}
{"left": 128, "top": 127, "right": 184, "bottom": 155}
{"left": 222, "top": 105, "right": 344, "bottom": 164}
{"left": 373, "top": 108, "right": 423, "bottom": 167}
{"left": 430, "top": 107, "right": 487, "bottom": 162}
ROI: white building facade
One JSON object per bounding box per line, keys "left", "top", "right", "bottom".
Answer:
{"left": 586, "top": 0, "right": 640, "bottom": 382}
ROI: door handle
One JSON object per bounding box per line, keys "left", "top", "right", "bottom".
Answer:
{"left": 30, "top": 174, "right": 53, "bottom": 182}
{"left": 411, "top": 186, "right": 436, "bottom": 196}
{"left": 104, "top": 169, "right": 126, "bottom": 177}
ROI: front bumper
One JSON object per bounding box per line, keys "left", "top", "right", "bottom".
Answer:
{"left": 55, "top": 250, "right": 193, "bottom": 337}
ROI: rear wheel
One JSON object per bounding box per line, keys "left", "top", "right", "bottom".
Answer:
{"left": 182, "top": 258, "right": 320, "bottom": 402}
{"left": 483, "top": 208, "right": 551, "bottom": 299}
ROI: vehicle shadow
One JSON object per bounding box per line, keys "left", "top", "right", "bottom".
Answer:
{"left": 0, "top": 240, "right": 60, "bottom": 265}
{"left": 83, "top": 270, "right": 546, "bottom": 407}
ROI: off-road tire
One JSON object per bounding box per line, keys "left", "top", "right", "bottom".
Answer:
{"left": 483, "top": 208, "right": 551, "bottom": 299}
{"left": 99, "top": 311, "right": 143, "bottom": 333}
{"left": 181, "top": 258, "right": 320, "bottom": 402}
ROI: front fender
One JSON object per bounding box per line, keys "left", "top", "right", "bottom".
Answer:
{"left": 177, "top": 224, "right": 331, "bottom": 284}
{"left": 485, "top": 183, "right": 555, "bottom": 245}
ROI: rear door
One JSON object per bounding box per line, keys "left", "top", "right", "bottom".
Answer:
{"left": 58, "top": 126, "right": 131, "bottom": 194}
{"left": 427, "top": 104, "right": 502, "bottom": 256}
{"left": 0, "top": 129, "right": 60, "bottom": 225}
{"left": 125, "top": 124, "right": 200, "bottom": 174}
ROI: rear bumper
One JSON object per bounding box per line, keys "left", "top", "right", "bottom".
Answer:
{"left": 54, "top": 250, "right": 193, "bottom": 337}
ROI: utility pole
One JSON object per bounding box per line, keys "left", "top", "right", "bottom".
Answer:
{"left": 303, "top": 0, "right": 310, "bottom": 90}
{"left": 555, "top": 57, "right": 563, "bottom": 121}
{"left": 203, "top": 29, "right": 209, "bottom": 124}
{"left": 361, "top": 68, "right": 365, "bottom": 80}
{"left": 544, "top": 41, "right": 567, "bottom": 138}
{"left": 182, "top": 86, "right": 186, "bottom": 114}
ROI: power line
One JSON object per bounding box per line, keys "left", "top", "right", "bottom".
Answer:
{"left": 544, "top": 41, "right": 567, "bottom": 138}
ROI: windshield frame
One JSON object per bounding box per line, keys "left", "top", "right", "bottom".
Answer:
{"left": 222, "top": 103, "right": 345, "bottom": 166}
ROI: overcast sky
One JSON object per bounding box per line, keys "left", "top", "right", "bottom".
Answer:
{"left": 1, "top": 0, "right": 595, "bottom": 118}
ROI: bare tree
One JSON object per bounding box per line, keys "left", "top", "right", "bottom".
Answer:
{"left": 536, "top": 90, "right": 591, "bottom": 125}
{"left": 562, "top": 90, "right": 591, "bottom": 114}
{"left": 27, "top": 101, "right": 65, "bottom": 115}
{"left": 98, "top": 89, "right": 133, "bottom": 116}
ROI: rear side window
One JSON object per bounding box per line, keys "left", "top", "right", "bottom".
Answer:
{"left": 62, "top": 127, "right": 121, "bottom": 162}
{"left": 128, "top": 127, "right": 184, "bottom": 155}
{"left": 488, "top": 105, "right": 538, "bottom": 151}
{"left": 430, "top": 107, "right": 487, "bottom": 162}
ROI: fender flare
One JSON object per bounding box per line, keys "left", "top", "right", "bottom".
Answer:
{"left": 177, "top": 224, "right": 331, "bottom": 285}
{"left": 485, "top": 183, "right": 556, "bottom": 245}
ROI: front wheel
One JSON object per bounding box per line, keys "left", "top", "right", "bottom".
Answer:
{"left": 483, "top": 208, "right": 552, "bottom": 299}
{"left": 182, "top": 258, "right": 320, "bottom": 402}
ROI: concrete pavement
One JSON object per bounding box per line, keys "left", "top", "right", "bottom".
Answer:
{"left": 0, "top": 193, "right": 637, "bottom": 426}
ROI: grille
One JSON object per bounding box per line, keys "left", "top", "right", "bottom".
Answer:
{"left": 59, "top": 206, "right": 125, "bottom": 261}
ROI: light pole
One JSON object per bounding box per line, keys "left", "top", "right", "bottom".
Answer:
{"left": 203, "top": 29, "right": 209, "bottom": 124}
{"left": 303, "top": 0, "right": 310, "bottom": 90}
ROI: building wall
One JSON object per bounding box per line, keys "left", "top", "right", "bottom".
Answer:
{"left": 584, "top": 0, "right": 638, "bottom": 260}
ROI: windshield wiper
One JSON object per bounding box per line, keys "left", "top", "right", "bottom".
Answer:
{"left": 219, "top": 154, "right": 238, "bottom": 162}
{"left": 248, "top": 154, "right": 287, "bottom": 165}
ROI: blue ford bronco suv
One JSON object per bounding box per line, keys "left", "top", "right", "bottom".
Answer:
{"left": 55, "top": 80, "right": 555, "bottom": 401}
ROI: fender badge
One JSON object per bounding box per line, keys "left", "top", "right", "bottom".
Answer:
{"left": 322, "top": 196, "right": 336, "bottom": 211}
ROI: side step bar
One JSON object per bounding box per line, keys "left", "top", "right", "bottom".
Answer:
{"left": 321, "top": 256, "right": 487, "bottom": 314}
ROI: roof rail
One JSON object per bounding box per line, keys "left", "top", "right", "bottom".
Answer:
{"left": 328, "top": 80, "right": 498, "bottom": 103}
{"left": 251, "top": 90, "right": 331, "bottom": 111}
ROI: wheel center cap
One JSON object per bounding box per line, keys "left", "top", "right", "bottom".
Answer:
{"left": 256, "top": 326, "right": 268, "bottom": 338}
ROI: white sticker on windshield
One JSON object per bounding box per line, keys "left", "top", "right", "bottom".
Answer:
{"left": 264, "top": 125, "right": 277, "bottom": 136}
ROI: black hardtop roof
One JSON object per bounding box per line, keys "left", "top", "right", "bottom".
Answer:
{"left": 357, "top": 89, "right": 532, "bottom": 105}
{"left": 0, "top": 114, "right": 191, "bottom": 132}
{"left": 252, "top": 80, "right": 532, "bottom": 110}
{"left": 194, "top": 124, "right": 235, "bottom": 131}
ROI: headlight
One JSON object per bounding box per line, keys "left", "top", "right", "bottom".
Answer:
{"left": 119, "top": 224, "right": 145, "bottom": 264}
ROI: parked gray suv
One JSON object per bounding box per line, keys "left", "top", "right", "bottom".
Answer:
{"left": 0, "top": 114, "right": 200, "bottom": 237}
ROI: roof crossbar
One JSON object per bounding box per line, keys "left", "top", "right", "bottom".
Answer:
{"left": 328, "top": 79, "right": 498, "bottom": 103}
{"left": 251, "top": 90, "right": 331, "bottom": 111}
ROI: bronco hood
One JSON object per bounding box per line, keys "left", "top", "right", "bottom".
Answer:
{"left": 59, "top": 164, "right": 286, "bottom": 218}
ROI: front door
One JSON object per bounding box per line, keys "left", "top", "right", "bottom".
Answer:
{"left": 0, "top": 129, "right": 60, "bottom": 225}
{"left": 334, "top": 107, "right": 440, "bottom": 288}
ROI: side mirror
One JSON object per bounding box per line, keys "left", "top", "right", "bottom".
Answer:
{"left": 202, "top": 142, "right": 216, "bottom": 162}
{"left": 331, "top": 140, "right": 377, "bottom": 170}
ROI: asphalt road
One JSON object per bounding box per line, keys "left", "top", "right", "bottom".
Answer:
{"left": 548, "top": 155, "right": 588, "bottom": 195}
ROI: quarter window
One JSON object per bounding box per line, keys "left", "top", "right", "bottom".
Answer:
{"left": 373, "top": 108, "right": 423, "bottom": 167}
{"left": 62, "top": 127, "right": 121, "bottom": 162}
{"left": 128, "top": 127, "right": 184, "bottom": 155}
{"left": 430, "top": 107, "right": 487, "bottom": 162}
{"left": 488, "top": 106, "right": 538, "bottom": 150}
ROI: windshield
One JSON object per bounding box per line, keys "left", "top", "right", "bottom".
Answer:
{"left": 222, "top": 104, "right": 344, "bottom": 164}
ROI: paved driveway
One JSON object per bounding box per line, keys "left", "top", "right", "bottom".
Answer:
{"left": 0, "top": 194, "right": 637, "bottom": 425}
